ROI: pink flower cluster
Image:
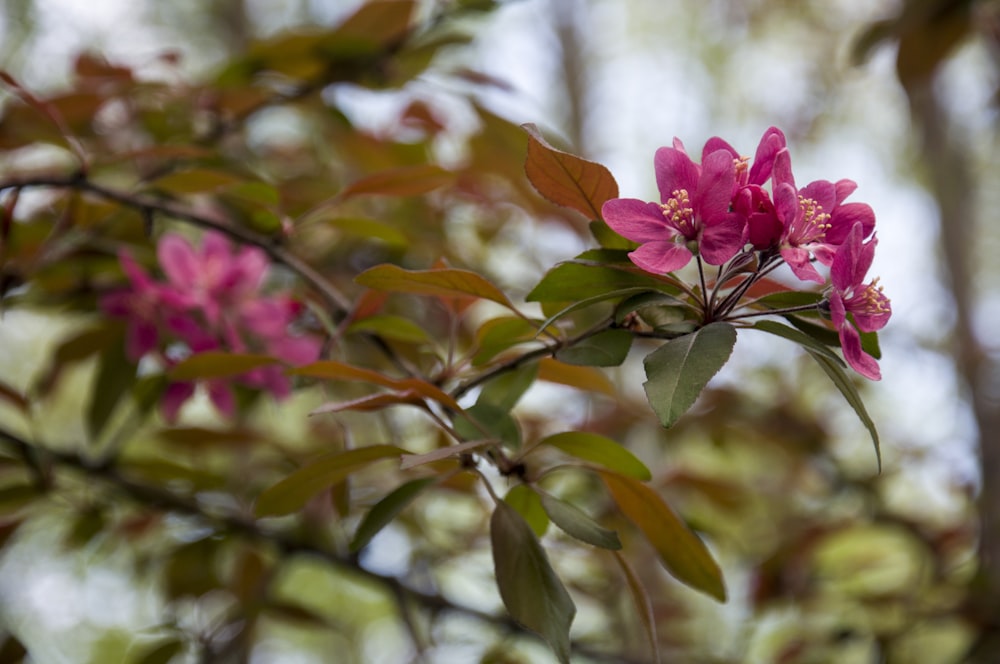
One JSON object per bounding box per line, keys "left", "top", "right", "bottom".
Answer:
{"left": 101, "top": 231, "right": 321, "bottom": 421}
{"left": 601, "top": 128, "right": 891, "bottom": 379}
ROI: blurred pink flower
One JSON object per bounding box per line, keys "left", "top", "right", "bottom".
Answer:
{"left": 101, "top": 231, "right": 321, "bottom": 422}
{"left": 828, "top": 223, "right": 891, "bottom": 380}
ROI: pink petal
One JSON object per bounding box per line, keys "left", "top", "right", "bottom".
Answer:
{"left": 696, "top": 150, "right": 737, "bottom": 221}
{"left": 747, "top": 211, "right": 782, "bottom": 250}
{"left": 161, "top": 382, "right": 195, "bottom": 423}
{"left": 834, "top": 179, "right": 858, "bottom": 204}
{"left": 747, "top": 127, "right": 786, "bottom": 185}
{"left": 826, "top": 202, "right": 875, "bottom": 244}
{"left": 119, "top": 251, "right": 153, "bottom": 289}
{"left": 773, "top": 182, "right": 800, "bottom": 226}
{"left": 700, "top": 213, "right": 746, "bottom": 265}
{"left": 602, "top": 199, "right": 674, "bottom": 243}
{"left": 628, "top": 241, "right": 692, "bottom": 274}
{"left": 781, "top": 246, "right": 824, "bottom": 283}
{"left": 207, "top": 380, "right": 236, "bottom": 418}
{"left": 126, "top": 320, "right": 159, "bottom": 361}
{"left": 828, "top": 291, "right": 847, "bottom": 329}
{"left": 838, "top": 322, "right": 881, "bottom": 380}
{"left": 653, "top": 147, "right": 699, "bottom": 202}
{"left": 269, "top": 335, "right": 322, "bottom": 365}
{"left": 772, "top": 149, "right": 795, "bottom": 190}
{"left": 702, "top": 136, "right": 738, "bottom": 163}
{"left": 158, "top": 234, "right": 200, "bottom": 289}
{"left": 831, "top": 225, "right": 859, "bottom": 291}
{"left": 799, "top": 179, "right": 836, "bottom": 212}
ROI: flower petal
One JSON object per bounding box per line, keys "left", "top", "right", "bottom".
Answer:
{"left": 748, "top": 127, "right": 786, "bottom": 186}
{"left": 654, "top": 147, "right": 699, "bottom": 202}
{"left": 696, "top": 150, "right": 737, "bottom": 221}
{"left": 628, "top": 241, "right": 692, "bottom": 274}
{"left": 781, "top": 246, "right": 824, "bottom": 283}
{"left": 700, "top": 213, "right": 746, "bottom": 265}
{"left": 826, "top": 202, "right": 875, "bottom": 245}
{"left": 838, "top": 321, "right": 881, "bottom": 380}
{"left": 158, "top": 234, "right": 200, "bottom": 289}
{"left": 161, "top": 382, "right": 195, "bottom": 423}
{"left": 602, "top": 198, "right": 674, "bottom": 243}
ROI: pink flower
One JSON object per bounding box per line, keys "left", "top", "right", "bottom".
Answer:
{"left": 602, "top": 141, "right": 746, "bottom": 273}
{"left": 102, "top": 231, "right": 321, "bottom": 422}
{"left": 772, "top": 150, "right": 876, "bottom": 283}
{"left": 828, "top": 223, "right": 891, "bottom": 380}
{"left": 100, "top": 251, "right": 188, "bottom": 361}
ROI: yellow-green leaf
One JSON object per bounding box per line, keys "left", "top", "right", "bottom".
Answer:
{"left": 505, "top": 484, "right": 549, "bottom": 538}
{"left": 169, "top": 352, "right": 279, "bottom": 381}
{"left": 350, "top": 477, "right": 436, "bottom": 552}
{"left": 537, "top": 358, "right": 615, "bottom": 396}
{"left": 255, "top": 445, "right": 406, "bottom": 517}
{"left": 538, "top": 431, "right": 651, "bottom": 480}
{"left": 600, "top": 471, "right": 726, "bottom": 602}
{"left": 538, "top": 491, "right": 620, "bottom": 550}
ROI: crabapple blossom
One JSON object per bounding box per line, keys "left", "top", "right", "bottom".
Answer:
{"left": 827, "top": 223, "right": 891, "bottom": 380}
{"left": 101, "top": 231, "right": 321, "bottom": 421}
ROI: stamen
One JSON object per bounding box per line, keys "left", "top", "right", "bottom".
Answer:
{"left": 734, "top": 156, "right": 749, "bottom": 180}
{"left": 862, "top": 278, "right": 890, "bottom": 314}
{"left": 660, "top": 189, "right": 695, "bottom": 231}
{"left": 793, "top": 195, "right": 832, "bottom": 243}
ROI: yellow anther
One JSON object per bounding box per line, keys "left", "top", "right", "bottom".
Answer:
{"left": 660, "top": 189, "right": 694, "bottom": 229}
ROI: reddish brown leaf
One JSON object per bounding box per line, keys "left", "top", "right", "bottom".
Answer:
{"left": 522, "top": 123, "right": 618, "bottom": 220}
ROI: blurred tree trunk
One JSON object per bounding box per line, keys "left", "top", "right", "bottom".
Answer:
{"left": 909, "top": 78, "right": 1000, "bottom": 663}
{"left": 549, "top": 0, "right": 589, "bottom": 155}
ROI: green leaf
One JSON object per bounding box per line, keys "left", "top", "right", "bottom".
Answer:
{"left": 87, "top": 331, "right": 135, "bottom": 441}
{"left": 151, "top": 168, "right": 242, "bottom": 194}
{"left": 505, "top": 484, "right": 549, "bottom": 538}
{"left": 454, "top": 402, "right": 521, "bottom": 449}
{"left": 589, "top": 219, "right": 637, "bottom": 250}
{"left": 751, "top": 320, "right": 844, "bottom": 365}
{"left": 473, "top": 317, "right": 543, "bottom": 366}
{"left": 642, "top": 322, "right": 736, "bottom": 429}
{"left": 255, "top": 445, "right": 406, "bottom": 517}
{"left": 556, "top": 328, "right": 632, "bottom": 367}
{"left": 537, "top": 358, "right": 616, "bottom": 397}
{"left": 134, "top": 639, "right": 185, "bottom": 664}
{"left": 527, "top": 260, "right": 677, "bottom": 303}
{"left": 350, "top": 478, "right": 436, "bottom": 552}
{"left": 522, "top": 123, "right": 618, "bottom": 220}
{"left": 537, "top": 431, "right": 651, "bottom": 480}
{"left": 355, "top": 264, "right": 515, "bottom": 309}
{"left": 169, "top": 352, "right": 279, "bottom": 381}
{"left": 319, "top": 216, "right": 408, "bottom": 246}
{"left": 538, "top": 491, "right": 621, "bottom": 550}
{"left": 539, "top": 287, "right": 659, "bottom": 330}
{"left": 805, "top": 349, "right": 882, "bottom": 472}
{"left": 478, "top": 361, "right": 539, "bottom": 411}
{"left": 600, "top": 471, "right": 726, "bottom": 602}
{"left": 491, "top": 500, "right": 576, "bottom": 663}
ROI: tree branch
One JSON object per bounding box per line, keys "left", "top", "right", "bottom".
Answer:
{"left": 0, "top": 424, "right": 649, "bottom": 664}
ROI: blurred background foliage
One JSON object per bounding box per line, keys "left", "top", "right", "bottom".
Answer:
{"left": 0, "top": 0, "right": 998, "bottom": 662}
